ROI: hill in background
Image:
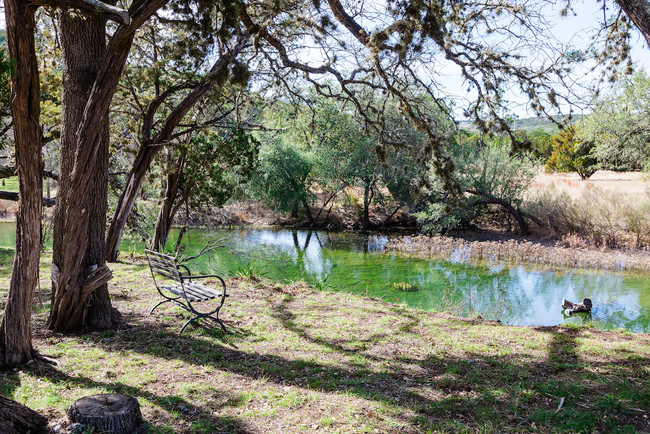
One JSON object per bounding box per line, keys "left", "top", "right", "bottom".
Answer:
{"left": 458, "top": 114, "right": 585, "bottom": 134}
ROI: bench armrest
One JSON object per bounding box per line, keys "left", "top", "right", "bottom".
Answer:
{"left": 181, "top": 274, "right": 228, "bottom": 296}
{"left": 182, "top": 274, "right": 223, "bottom": 280}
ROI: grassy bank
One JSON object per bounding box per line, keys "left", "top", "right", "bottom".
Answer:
{"left": 0, "top": 249, "right": 649, "bottom": 433}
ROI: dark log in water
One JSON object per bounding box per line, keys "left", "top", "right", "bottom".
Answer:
{"left": 562, "top": 298, "right": 593, "bottom": 315}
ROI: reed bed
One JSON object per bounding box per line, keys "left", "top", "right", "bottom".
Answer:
{"left": 386, "top": 234, "right": 650, "bottom": 273}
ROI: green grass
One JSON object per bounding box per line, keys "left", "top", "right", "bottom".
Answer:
{"left": 0, "top": 176, "right": 19, "bottom": 192}
{"left": 0, "top": 250, "right": 648, "bottom": 432}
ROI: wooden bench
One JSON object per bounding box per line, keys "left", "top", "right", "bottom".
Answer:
{"left": 145, "top": 249, "right": 229, "bottom": 333}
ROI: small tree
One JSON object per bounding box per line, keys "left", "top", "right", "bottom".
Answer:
{"left": 579, "top": 69, "right": 650, "bottom": 171}
{"left": 250, "top": 139, "right": 314, "bottom": 222}
{"left": 545, "top": 127, "right": 598, "bottom": 179}
{"left": 527, "top": 128, "right": 554, "bottom": 162}
{"left": 151, "top": 128, "right": 260, "bottom": 251}
{"left": 416, "top": 140, "right": 537, "bottom": 234}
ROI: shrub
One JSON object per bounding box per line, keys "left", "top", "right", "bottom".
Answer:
{"left": 524, "top": 187, "right": 650, "bottom": 249}
{"left": 545, "top": 127, "right": 597, "bottom": 180}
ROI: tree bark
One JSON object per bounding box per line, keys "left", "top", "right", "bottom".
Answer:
{"left": 49, "top": 9, "right": 115, "bottom": 332}
{"left": 0, "top": 395, "right": 47, "bottom": 434}
{"left": 44, "top": 0, "right": 169, "bottom": 332}
{"left": 106, "top": 143, "right": 160, "bottom": 260}
{"left": 616, "top": 0, "right": 650, "bottom": 47}
{"left": 0, "top": 0, "right": 42, "bottom": 367}
{"left": 151, "top": 150, "right": 185, "bottom": 251}
{"left": 473, "top": 197, "right": 530, "bottom": 235}
{"left": 68, "top": 394, "right": 142, "bottom": 434}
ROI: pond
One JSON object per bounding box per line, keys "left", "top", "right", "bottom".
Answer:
{"left": 1, "top": 222, "right": 649, "bottom": 332}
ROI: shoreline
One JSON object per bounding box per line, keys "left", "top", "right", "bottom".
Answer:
{"left": 1, "top": 214, "right": 649, "bottom": 273}
{"left": 385, "top": 233, "right": 650, "bottom": 274}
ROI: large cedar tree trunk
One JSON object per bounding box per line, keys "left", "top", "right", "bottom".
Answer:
{"left": 49, "top": 11, "right": 113, "bottom": 329}
{"left": 45, "top": 0, "right": 167, "bottom": 331}
{"left": 0, "top": 0, "right": 42, "bottom": 367}
{"left": 48, "top": 11, "right": 115, "bottom": 331}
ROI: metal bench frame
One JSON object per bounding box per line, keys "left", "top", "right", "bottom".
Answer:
{"left": 145, "top": 249, "right": 228, "bottom": 333}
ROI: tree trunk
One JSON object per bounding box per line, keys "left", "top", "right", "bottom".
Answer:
{"left": 151, "top": 151, "right": 185, "bottom": 252}
{"left": 105, "top": 34, "right": 251, "bottom": 262}
{"left": 48, "top": 10, "right": 115, "bottom": 332}
{"left": 363, "top": 184, "right": 371, "bottom": 229}
{"left": 0, "top": 395, "right": 47, "bottom": 434}
{"left": 68, "top": 394, "right": 142, "bottom": 434}
{"left": 616, "top": 0, "right": 650, "bottom": 47}
{"left": 474, "top": 197, "right": 530, "bottom": 235}
{"left": 301, "top": 197, "right": 314, "bottom": 225}
{"left": 0, "top": 0, "right": 42, "bottom": 367}
{"left": 106, "top": 144, "right": 160, "bottom": 261}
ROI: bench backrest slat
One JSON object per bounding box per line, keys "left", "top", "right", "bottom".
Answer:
{"left": 145, "top": 249, "right": 182, "bottom": 286}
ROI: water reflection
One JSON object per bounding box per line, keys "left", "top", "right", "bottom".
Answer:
{"left": 0, "top": 222, "right": 647, "bottom": 332}
{"left": 190, "top": 228, "right": 649, "bottom": 333}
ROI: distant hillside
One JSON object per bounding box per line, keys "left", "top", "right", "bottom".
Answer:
{"left": 458, "top": 115, "right": 585, "bottom": 134}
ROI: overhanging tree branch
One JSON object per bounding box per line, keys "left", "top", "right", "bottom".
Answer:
{"left": 0, "top": 165, "right": 58, "bottom": 180}
{"left": 33, "top": 0, "right": 131, "bottom": 25}
{"left": 0, "top": 191, "right": 55, "bottom": 207}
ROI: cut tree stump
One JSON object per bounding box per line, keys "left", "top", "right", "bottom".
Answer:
{"left": 0, "top": 395, "right": 47, "bottom": 434}
{"left": 68, "top": 394, "right": 142, "bottom": 433}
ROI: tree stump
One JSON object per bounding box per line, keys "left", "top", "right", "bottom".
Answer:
{"left": 68, "top": 394, "right": 142, "bottom": 433}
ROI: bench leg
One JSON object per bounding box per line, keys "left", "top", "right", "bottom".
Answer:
{"left": 149, "top": 299, "right": 173, "bottom": 315}
{"left": 207, "top": 313, "right": 228, "bottom": 333}
{"left": 180, "top": 316, "right": 200, "bottom": 334}
{"left": 179, "top": 311, "right": 227, "bottom": 334}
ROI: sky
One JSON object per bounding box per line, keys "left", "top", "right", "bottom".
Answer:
{"left": 0, "top": 0, "right": 647, "bottom": 120}
{"left": 436, "top": 0, "right": 650, "bottom": 119}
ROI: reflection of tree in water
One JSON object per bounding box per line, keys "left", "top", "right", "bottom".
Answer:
{"left": 177, "top": 228, "right": 650, "bottom": 332}
{"left": 436, "top": 265, "right": 534, "bottom": 323}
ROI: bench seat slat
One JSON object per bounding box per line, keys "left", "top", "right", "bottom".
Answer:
{"left": 161, "top": 283, "right": 225, "bottom": 302}
{"left": 162, "top": 284, "right": 209, "bottom": 301}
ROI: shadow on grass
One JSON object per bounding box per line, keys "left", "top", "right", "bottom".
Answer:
{"left": 10, "top": 269, "right": 648, "bottom": 433}
{"left": 19, "top": 361, "right": 252, "bottom": 433}
{"left": 33, "top": 301, "right": 645, "bottom": 432}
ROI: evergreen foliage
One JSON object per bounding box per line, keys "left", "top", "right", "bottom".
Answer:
{"left": 415, "top": 138, "right": 537, "bottom": 234}
{"left": 545, "top": 127, "right": 598, "bottom": 179}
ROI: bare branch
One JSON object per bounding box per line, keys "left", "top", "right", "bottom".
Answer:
{"left": 0, "top": 165, "right": 58, "bottom": 180}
